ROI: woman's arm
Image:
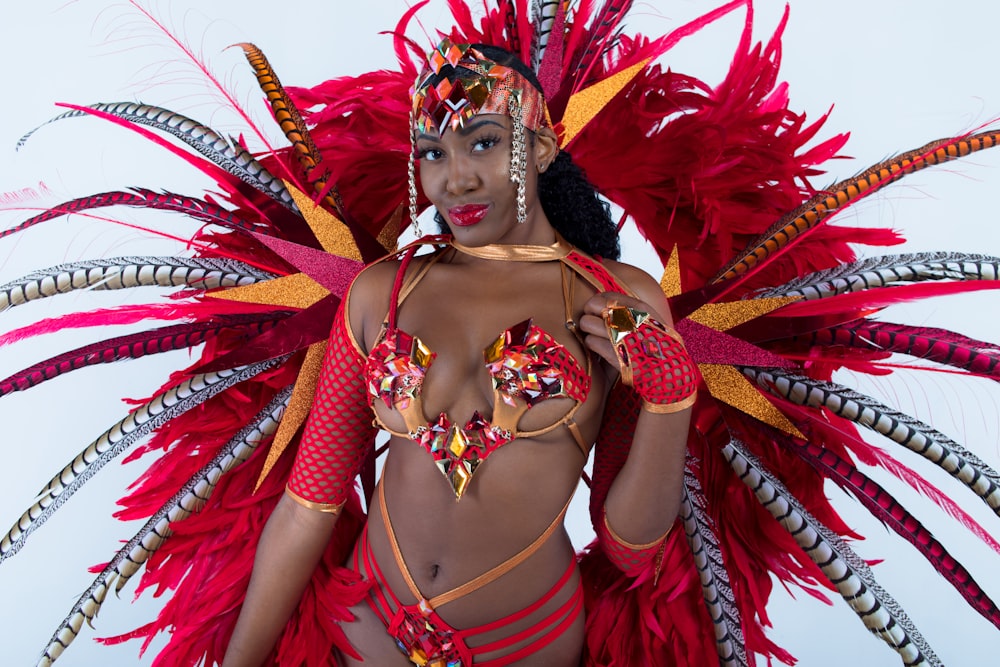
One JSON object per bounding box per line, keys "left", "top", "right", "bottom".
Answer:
{"left": 222, "top": 497, "right": 337, "bottom": 667}
{"left": 579, "top": 265, "right": 694, "bottom": 554}
{"left": 223, "top": 270, "right": 382, "bottom": 664}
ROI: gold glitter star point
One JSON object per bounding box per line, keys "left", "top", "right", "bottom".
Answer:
{"left": 255, "top": 341, "right": 328, "bottom": 490}
{"left": 210, "top": 272, "right": 329, "bottom": 310}
{"left": 699, "top": 364, "right": 803, "bottom": 438}
{"left": 688, "top": 296, "right": 800, "bottom": 331}
{"left": 283, "top": 180, "right": 362, "bottom": 261}
{"left": 559, "top": 58, "right": 651, "bottom": 147}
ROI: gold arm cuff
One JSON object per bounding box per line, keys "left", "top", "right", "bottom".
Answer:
{"left": 285, "top": 486, "right": 345, "bottom": 514}
{"left": 603, "top": 508, "right": 674, "bottom": 550}
{"left": 641, "top": 391, "right": 698, "bottom": 414}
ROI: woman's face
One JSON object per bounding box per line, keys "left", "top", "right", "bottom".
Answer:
{"left": 416, "top": 113, "right": 552, "bottom": 246}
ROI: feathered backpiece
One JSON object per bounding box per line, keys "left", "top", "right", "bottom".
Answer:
{"left": 2, "top": 1, "right": 999, "bottom": 665}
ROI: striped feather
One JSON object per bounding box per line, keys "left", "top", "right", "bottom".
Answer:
{"left": 803, "top": 320, "right": 1000, "bottom": 381}
{"left": 776, "top": 399, "right": 1000, "bottom": 556}
{"left": 569, "top": 0, "right": 633, "bottom": 85}
{"left": 722, "top": 439, "right": 941, "bottom": 666}
{"left": 0, "top": 314, "right": 284, "bottom": 397}
{"left": 0, "top": 358, "right": 286, "bottom": 563}
{"left": 17, "top": 103, "right": 294, "bottom": 209}
{"left": 534, "top": 0, "right": 567, "bottom": 98}
{"left": 36, "top": 389, "right": 291, "bottom": 667}
{"left": 681, "top": 463, "right": 749, "bottom": 666}
{"left": 789, "top": 438, "right": 1000, "bottom": 630}
{"left": 758, "top": 252, "right": 1000, "bottom": 300}
{"left": 237, "top": 43, "right": 344, "bottom": 217}
{"left": 744, "top": 368, "right": 1000, "bottom": 516}
{"left": 531, "top": 0, "right": 560, "bottom": 68}
{"left": 0, "top": 257, "right": 273, "bottom": 310}
{"left": 0, "top": 188, "right": 268, "bottom": 240}
{"left": 714, "top": 130, "right": 1000, "bottom": 284}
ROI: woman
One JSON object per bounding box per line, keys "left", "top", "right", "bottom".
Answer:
{"left": 6, "top": 3, "right": 1000, "bottom": 666}
{"left": 223, "top": 42, "right": 696, "bottom": 667}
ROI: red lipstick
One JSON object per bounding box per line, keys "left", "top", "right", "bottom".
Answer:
{"left": 448, "top": 204, "right": 490, "bottom": 227}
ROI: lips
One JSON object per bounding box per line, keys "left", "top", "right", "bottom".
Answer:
{"left": 448, "top": 204, "right": 490, "bottom": 227}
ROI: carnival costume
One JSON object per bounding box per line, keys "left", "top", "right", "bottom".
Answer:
{"left": 2, "top": 2, "right": 1000, "bottom": 666}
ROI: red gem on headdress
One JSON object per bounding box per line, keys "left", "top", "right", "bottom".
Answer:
{"left": 484, "top": 63, "right": 508, "bottom": 80}
{"left": 432, "top": 79, "right": 451, "bottom": 101}
{"left": 428, "top": 40, "right": 468, "bottom": 74}
{"left": 443, "top": 42, "right": 466, "bottom": 67}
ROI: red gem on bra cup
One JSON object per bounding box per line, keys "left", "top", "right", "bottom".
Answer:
{"left": 366, "top": 329, "right": 434, "bottom": 409}
{"left": 485, "top": 319, "right": 586, "bottom": 405}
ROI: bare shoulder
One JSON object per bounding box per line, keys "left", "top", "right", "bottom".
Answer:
{"left": 343, "top": 259, "right": 400, "bottom": 351}
{"left": 598, "top": 259, "right": 673, "bottom": 323}
{"left": 599, "top": 259, "right": 659, "bottom": 293}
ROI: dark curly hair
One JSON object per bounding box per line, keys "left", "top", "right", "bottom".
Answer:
{"left": 425, "top": 44, "right": 620, "bottom": 260}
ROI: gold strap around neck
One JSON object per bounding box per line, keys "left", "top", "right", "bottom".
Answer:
{"left": 450, "top": 233, "right": 573, "bottom": 262}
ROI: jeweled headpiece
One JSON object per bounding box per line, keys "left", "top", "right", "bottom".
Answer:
{"left": 410, "top": 40, "right": 550, "bottom": 136}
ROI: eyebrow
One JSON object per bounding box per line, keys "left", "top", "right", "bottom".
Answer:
{"left": 417, "top": 118, "right": 506, "bottom": 142}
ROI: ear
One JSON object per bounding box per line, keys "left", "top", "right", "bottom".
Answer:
{"left": 533, "top": 127, "right": 559, "bottom": 173}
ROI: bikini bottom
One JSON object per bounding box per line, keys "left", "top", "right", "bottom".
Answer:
{"left": 355, "top": 483, "right": 583, "bottom": 667}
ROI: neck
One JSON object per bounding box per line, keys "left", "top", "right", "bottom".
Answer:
{"left": 450, "top": 233, "right": 572, "bottom": 262}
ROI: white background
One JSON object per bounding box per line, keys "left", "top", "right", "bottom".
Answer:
{"left": 1, "top": 1, "right": 999, "bottom": 665}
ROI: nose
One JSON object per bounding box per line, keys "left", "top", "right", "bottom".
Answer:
{"left": 445, "top": 152, "right": 479, "bottom": 196}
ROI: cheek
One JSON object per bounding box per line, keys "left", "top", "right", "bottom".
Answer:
{"left": 417, "top": 162, "right": 441, "bottom": 197}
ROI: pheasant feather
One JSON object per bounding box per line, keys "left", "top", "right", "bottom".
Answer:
{"left": 789, "top": 438, "right": 1000, "bottom": 630}
{"left": 237, "top": 43, "right": 343, "bottom": 217}
{"left": 758, "top": 252, "right": 1000, "bottom": 300}
{"left": 681, "top": 463, "right": 749, "bottom": 666}
{"left": 803, "top": 320, "right": 1000, "bottom": 381}
{"left": 715, "top": 130, "right": 1000, "bottom": 285}
{"left": 1, "top": 189, "right": 269, "bottom": 241}
{"left": 35, "top": 389, "right": 291, "bottom": 667}
{"left": 0, "top": 257, "right": 273, "bottom": 310}
{"left": 0, "top": 314, "right": 285, "bottom": 397}
{"left": 531, "top": 0, "right": 560, "bottom": 68}
{"left": 17, "top": 103, "right": 295, "bottom": 209}
{"left": 0, "top": 358, "right": 287, "bottom": 562}
{"left": 744, "top": 368, "right": 1000, "bottom": 516}
{"left": 723, "top": 439, "right": 941, "bottom": 666}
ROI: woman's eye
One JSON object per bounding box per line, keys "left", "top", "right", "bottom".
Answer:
{"left": 473, "top": 137, "right": 499, "bottom": 151}
{"left": 417, "top": 147, "right": 443, "bottom": 161}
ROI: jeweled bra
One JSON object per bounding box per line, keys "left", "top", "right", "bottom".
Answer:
{"left": 363, "top": 235, "right": 624, "bottom": 499}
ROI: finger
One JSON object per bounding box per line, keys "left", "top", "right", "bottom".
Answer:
{"left": 577, "top": 313, "right": 607, "bottom": 337}
{"left": 583, "top": 332, "right": 619, "bottom": 367}
{"left": 583, "top": 292, "right": 643, "bottom": 317}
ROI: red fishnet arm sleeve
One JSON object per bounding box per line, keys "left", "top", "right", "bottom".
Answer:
{"left": 591, "top": 379, "right": 677, "bottom": 578}
{"left": 286, "top": 300, "right": 376, "bottom": 512}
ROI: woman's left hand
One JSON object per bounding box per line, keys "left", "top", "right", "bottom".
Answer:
{"left": 578, "top": 292, "right": 663, "bottom": 370}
